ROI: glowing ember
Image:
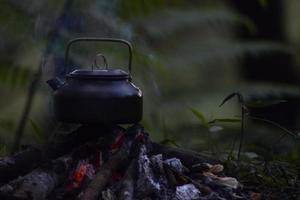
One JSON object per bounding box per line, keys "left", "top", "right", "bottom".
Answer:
{"left": 111, "top": 132, "right": 125, "bottom": 153}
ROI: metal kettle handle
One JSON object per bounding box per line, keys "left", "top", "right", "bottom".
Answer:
{"left": 65, "top": 37, "right": 133, "bottom": 76}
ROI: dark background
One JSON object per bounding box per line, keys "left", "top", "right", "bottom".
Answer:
{"left": 0, "top": 0, "right": 299, "bottom": 164}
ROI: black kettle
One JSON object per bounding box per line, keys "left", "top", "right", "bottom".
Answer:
{"left": 47, "top": 37, "right": 143, "bottom": 124}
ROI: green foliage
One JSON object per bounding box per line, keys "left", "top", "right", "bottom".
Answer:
{"left": 0, "top": 65, "right": 32, "bottom": 89}
{"left": 117, "top": 0, "right": 188, "bottom": 20}
{"left": 118, "top": 0, "right": 164, "bottom": 20}
{"left": 140, "top": 119, "right": 151, "bottom": 131}
{"left": 189, "top": 107, "right": 241, "bottom": 157}
{"left": 219, "top": 92, "right": 244, "bottom": 107}
{"left": 159, "top": 138, "right": 180, "bottom": 147}
{"left": 190, "top": 107, "right": 241, "bottom": 128}
{"left": 48, "top": 0, "right": 65, "bottom": 7}
{"left": 216, "top": 92, "right": 299, "bottom": 162}
{"left": 29, "top": 119, "right": 46, "bottom": 144}
{"left": 133, "top": 47, "right": 167, "bottom": 75}
{"left": 0, "top": 0, "right": 298, "bottom": 177}
{"left": 189, "top": 107, "right": 209, "bottom": 128}
{"left": 0, "top": 1, "right": 33, "bottom": 37}
{"left": 208, "top": 118, "right": 241, "bottom": 124}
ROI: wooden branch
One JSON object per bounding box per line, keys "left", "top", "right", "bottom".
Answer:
{"left": 0, "top": 142, "right": 97, "bottom": 200}
{"left": 0, "top": 124, "right": 113, "bottom": 184}
{"left": 0, "top": 146, "right": 42, "bottom": 184}
{"left": 79, "top": 147, "right": 130, "bottom": 200}
{"left": 0, "top": 154, "right": 72, "bottom": 200}
{"left": 151, "top": 142, "right": 219, "bottom": 166}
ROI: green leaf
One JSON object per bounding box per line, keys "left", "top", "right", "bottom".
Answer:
{"left": 29, "top": 119, "right": 46, "bottom": 144}
{"left": 209, "top": 118, "right": 241, "bottom": 124}
{"left": 219, "top": 92, "right": 244, "bottom": 107}
{"left": 219, "top": 93, "right": 238, "bottom": 107}
{"left": 245, "top": 99, "right": 287, "bottom": 108}
{"left": 189, "top": 107, "right": 209, "bottom": 128}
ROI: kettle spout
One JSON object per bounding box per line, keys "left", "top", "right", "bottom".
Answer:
{"left": 47, "top": 77, "right": 65, "bottom": 91}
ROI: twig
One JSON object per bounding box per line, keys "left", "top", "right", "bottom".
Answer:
{"left": 237, "top": 102, "right": 245, "bottom": 161}
{"left": 12, "top": 0, "right": 74, "bottom": 153}
{"left": 12, "top": 70, "right": 41, "bottom": 153}
{"left": 246, "top": 115, "right": 298, "bottom": 140}
{"left": 151, "top": 142, "right": 218, "bottom": 166}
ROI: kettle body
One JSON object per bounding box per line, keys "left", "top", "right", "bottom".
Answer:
{"left": 48, "top": 38, "right": 143, "bottom": 124}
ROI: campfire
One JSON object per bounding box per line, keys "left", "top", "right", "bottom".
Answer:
{"left": 0, "top": 124, "right": 251, "bottom": 200}
{"left": 0, "top": 37, "right": 248, "bottom": 199}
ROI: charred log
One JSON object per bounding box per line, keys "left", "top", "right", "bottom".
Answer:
{"left": 0, "top": 142, "right": 98, "bottom": 200}
{"left": 0, "top": 146, "right": 42, "bottom": 184}
{"left": 79, "top": 147, "right": 130, "bottom": 200}
{"left": 0, "top": 125, "right": 123, "bottom": 187}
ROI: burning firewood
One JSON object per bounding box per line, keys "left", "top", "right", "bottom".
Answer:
{"left": 0, "top": 141, "right": 100, "bottom": 200}
{"left": 0, "top": 125, "right": 251, "bottom": 200}
{"left": 78, "top": 147, "right": 130, "bottom": 200}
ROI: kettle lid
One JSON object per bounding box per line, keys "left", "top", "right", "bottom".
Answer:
{"left": 67, "top": 69, "right": 129, "bottom": 80}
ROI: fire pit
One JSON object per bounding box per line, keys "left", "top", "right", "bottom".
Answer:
{"left": 0, "top": 124, "right": 249, "bottom": 200}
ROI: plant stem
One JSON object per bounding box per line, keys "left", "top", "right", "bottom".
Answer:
{"left": 237, "top": 104, "right": 245, "bottom": 161}
{"left": 227, "top": 132, "right": 238, "bottom": 161}
{"left": 11, "top": 0, "right": 74, "bottom": 154}
{"left": 246, "top": 115, "right": 297, "bottom": 139}
{"left": 12, "top": 70, "right": 41, "bottom": 153}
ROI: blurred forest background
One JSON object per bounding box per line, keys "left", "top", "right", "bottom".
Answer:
{"left": 0, "top": 0, "right": 299, "bottom": 166}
